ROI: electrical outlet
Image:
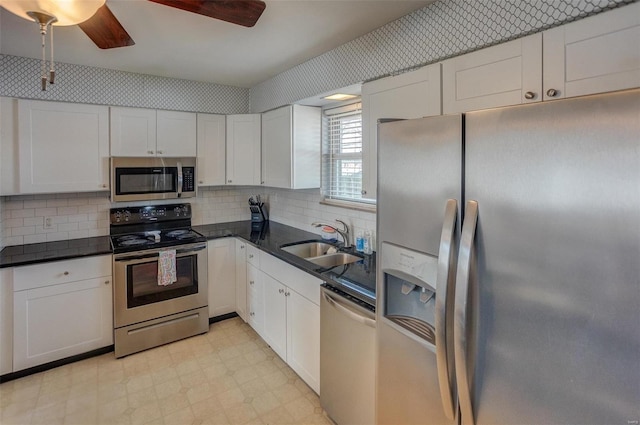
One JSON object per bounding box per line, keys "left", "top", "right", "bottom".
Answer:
{"left": 44, "top": 217, "right": 53, "bottom": 229}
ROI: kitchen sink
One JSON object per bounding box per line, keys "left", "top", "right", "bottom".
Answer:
{"left": 280, "top": 240, "right": 363, "bottom": 268}
{"left": 280, "top": 241, "right": 337, "bottom": 258}
{"left": 306, "top": 252, "right": 362, "bottom": 268}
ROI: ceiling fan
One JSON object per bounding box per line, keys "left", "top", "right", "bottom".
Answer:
{"left": 79, "top": 0, "right": 267, "bottom": 49}
{"left": 1, "top": 0, "right": 267, "bottom": 49}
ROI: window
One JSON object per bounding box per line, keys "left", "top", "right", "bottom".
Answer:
{"left": 322, "top": 102, "right": 372, "bottom": 205}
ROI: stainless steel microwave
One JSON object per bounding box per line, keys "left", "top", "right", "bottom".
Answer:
{"left": 111, "top": 157, "right": 196, "bottom": 202}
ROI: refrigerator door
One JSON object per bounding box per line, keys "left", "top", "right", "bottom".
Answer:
{"left": 376, "top": 115, "right": 462, "bottom": 425}
{"left": 377, "top": 114, "right": 462, "bottom": 255}
{"left": 460, "top": 89, "right": 640, "bottom": 424}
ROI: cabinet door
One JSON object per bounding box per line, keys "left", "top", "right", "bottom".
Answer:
{"left": 442, "top": 33, "right": 542, "bottom": 113}
{"left": 208, "top": 238, "right": 236, "bottom": 318}
{"left": 261, "top": 106, "right": 292, "bottom": 189}
{"left": 235, "top": 240, "right": 248, "bottom": 322}
{"left": 197, "top": 113, "right": 226, "bottom": 186}
{"left": 286, "top": 289, "right": 320, "bottom": 394}
{"left": 13, "top": 276, "right": 113, "bottom": 371}
{"left": 362, "top": 63, "right": 442, "bottom": 200}
{"left": 157, "top": 110, "right": 197, "bottom": 157}
{"left": 226, "top": 114, "right": 261, "bottom": 186}
{"left": 110, "top": 107, "right": 156, "bottom": 156}
{"left": 247, "top": 264, "right": 264, "bottom": 336}
{"left": 18, "top": 100, "right": 110, "bottom": 194}
{"left": 262, "top": 273, "right": 287, "bottom": 361}
{"left": 0, "top": 269, "right": 12, "bottom": 375}
{"left": 543, "top": 3, "right": 640, "bottom": 101}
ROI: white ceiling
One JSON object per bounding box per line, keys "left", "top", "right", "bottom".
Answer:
{"left": 0, "top": 0, "right": 433, "bottom": 88}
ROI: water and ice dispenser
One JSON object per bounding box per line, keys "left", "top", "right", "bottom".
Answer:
{"left": 381, "top": 242, "right": 439, "bottom": 345}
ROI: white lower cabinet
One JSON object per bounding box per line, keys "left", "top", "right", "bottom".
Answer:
{"left": 12, "top": 255, "right": 113, "bottom": 371}
{"left": 0, "top": 268, "right": 13, "bottom": 375}
{"left": 208, "top": 238, "right": 237, "bottom": 318}
{"left": 257, "top": 250, "right": 321, "bottom": 394}
{"left": 247, "top": 263, "right": 264, "bottom": 336}
{"left": 262, "top": 273, "right": 288, "bottom": 360}
{"left": 286, "top": 288, "right": 320, "bottom": 393}
{"left": 235, "top": 239, "right": 248, "bottom": 322}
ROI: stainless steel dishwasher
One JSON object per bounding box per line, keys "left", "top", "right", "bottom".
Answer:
{"left": 320, "top": 284, "right": 376, "bottom": 425}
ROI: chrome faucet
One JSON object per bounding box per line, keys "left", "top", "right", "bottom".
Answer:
{"left": 311, "top": 219, "right": 351, "bottom": 248}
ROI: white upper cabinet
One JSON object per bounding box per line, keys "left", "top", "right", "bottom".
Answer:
{"left": 16, "top": 99, "right": 110, "bottom": 194}
{"left": 156, "top": 110, "right": 197, "bottom": 157}
{"left": 543, "top": 2, "right": 640, "bottom": 101}
{"left": 109, "top": 107, "right": 156, "bottom": 156}
{"left": 196, "top": 113, "right": 226, "bottom": 186}
{"left": 442, "top": 33, "right": 542, "bottom": 113}
{"left": 110, "top": 107, "right": 196, "bottom": 157}
{"left": 226, "top": 114, "right": 261, "bottom": 186}
{"left": 261, "top": 104, "right": 321, "bottom": 189}
{"left": 361, "top": 63, "right": 442, "bottom": 200}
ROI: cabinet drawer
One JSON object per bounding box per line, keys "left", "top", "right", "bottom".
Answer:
{"left": 260, "top": 251, "right": 321, "bottom": 305}
{"left": 247, "top": 245, "right": 260, "bottom": 267}
{"left": 13, "top": 255, "right": 112, "bottom": 292}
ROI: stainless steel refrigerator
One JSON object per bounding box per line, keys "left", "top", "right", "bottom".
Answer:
{"left": 376, "top": 89, "right": 640, "bottom": 424}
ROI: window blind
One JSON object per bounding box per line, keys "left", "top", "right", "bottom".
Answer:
{"left": 322, "top": 103, "right": 366, "bottom": 202}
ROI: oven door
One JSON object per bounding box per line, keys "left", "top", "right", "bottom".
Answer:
{"left": 113, "top": 243, "right": 208, "bottom": 328}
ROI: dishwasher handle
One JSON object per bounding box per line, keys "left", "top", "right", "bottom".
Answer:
{"left": 323, "top": 291, "right": 376, "bottom": 329}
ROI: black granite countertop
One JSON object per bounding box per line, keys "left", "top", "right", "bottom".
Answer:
{"left": 0, "top": 236, "right": 113, "bottom": 268}
{"left": 0, "top": 221, "right": 376, "bottom": 307}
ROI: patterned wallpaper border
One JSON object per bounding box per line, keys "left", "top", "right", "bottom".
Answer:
{"left": 249, "top": 0, "right": 635, "bottom": 112}
{"left": 0, "top": 54, "right": 250, "bottom": 114}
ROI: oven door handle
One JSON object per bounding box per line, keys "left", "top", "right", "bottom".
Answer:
{"left": 114, "top": 244, "right": 207, "bottom": 262}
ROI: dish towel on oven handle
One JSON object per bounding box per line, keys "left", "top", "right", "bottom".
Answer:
{"left": 158, "top": 249, "right": 177, "bottom": 286}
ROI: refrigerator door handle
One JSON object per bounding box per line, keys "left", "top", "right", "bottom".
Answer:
{"left": 454, "top": 200, "right": 479, "bottom": 425}
{"left": 435, "top": 199, "right": 458, "bottom": 420}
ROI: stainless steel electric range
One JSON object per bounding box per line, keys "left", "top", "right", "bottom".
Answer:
{"left": 110, "top": 203, "right": 208, "bottom": 358}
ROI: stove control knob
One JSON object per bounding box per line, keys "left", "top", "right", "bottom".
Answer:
{"left": 124, "top": 211, "right": 131, "bottom": 222}
{"left": 174, "top": 206, "right": 181, "bottom": 216}
{"left": 114, "top": 211, "right": 122, "bottom": 222}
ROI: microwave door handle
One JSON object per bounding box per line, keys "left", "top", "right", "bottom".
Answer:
{"left": 177, "top": 161, "right": 183, "bottom": 198}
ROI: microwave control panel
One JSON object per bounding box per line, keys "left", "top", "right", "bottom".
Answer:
{"left": 182, "top": 167, "right": 195, "bottom": 192}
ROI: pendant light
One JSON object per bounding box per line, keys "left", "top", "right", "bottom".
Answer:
{"left": 0, "top": 0, "right": 105, "bottom": 90}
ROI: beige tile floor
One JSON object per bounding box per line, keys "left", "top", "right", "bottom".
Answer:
{"left": 0, "top": 317, "right": 332, "bottom": 425}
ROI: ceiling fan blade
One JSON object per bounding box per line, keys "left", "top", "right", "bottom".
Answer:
{"left": 78, "top": 4, "right": 135, "bottom": 49}
{"left": 149, "top": 0, "right": 266, "bottom": 28}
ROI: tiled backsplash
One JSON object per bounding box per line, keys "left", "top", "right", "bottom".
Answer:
{"left": 0, "top": 187, "right": 375, "bottom": 248}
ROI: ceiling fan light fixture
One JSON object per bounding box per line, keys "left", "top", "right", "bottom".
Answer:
{"left": 0, "top": 0, "right": 105, "bottom": 25}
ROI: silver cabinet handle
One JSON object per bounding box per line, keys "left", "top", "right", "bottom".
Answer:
{"left": 104, "top": 280, "right": 110, "bottom": 285}
{"left": 435, "top": 199, "right": 458, "bottom": 420}
{"left": 198, "top": 180, "right": 203, "bottom": 184}
{"left": 361, "top": 189, "right": 367, "bottom": 195}
{"left": 240, "top": 245, "right": 245, "bottom": 249}
{"left": 248, "top": 254, "right": 254, "bottom": 259}
{"left": 147, "top": 150, "right": 154, "bottom": 155}
{"left": 524, "top": 91, "right": 536, "bottom": 100}
{"left": 454, "top": 200, "right": 479, "bottom": 425}
{"left": 323, "top": 292, "right": 375, "bottom": 328}
{"left": 157, "top": 150, "right": 163, "bottom": 154}
{"left": 249, "top": 280, "right": 254, "bottom": 285}
{"left": 279, "top": 288, "right": 284, "bottom": 294}
{"left": 228, "top": 179, "right": 232, "bottom": 183}
{"left": 63, "top": 271, "right": 69, "bottom": 276}
{"left": 546, "top": 88, "right": 558, "bottom": 97}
